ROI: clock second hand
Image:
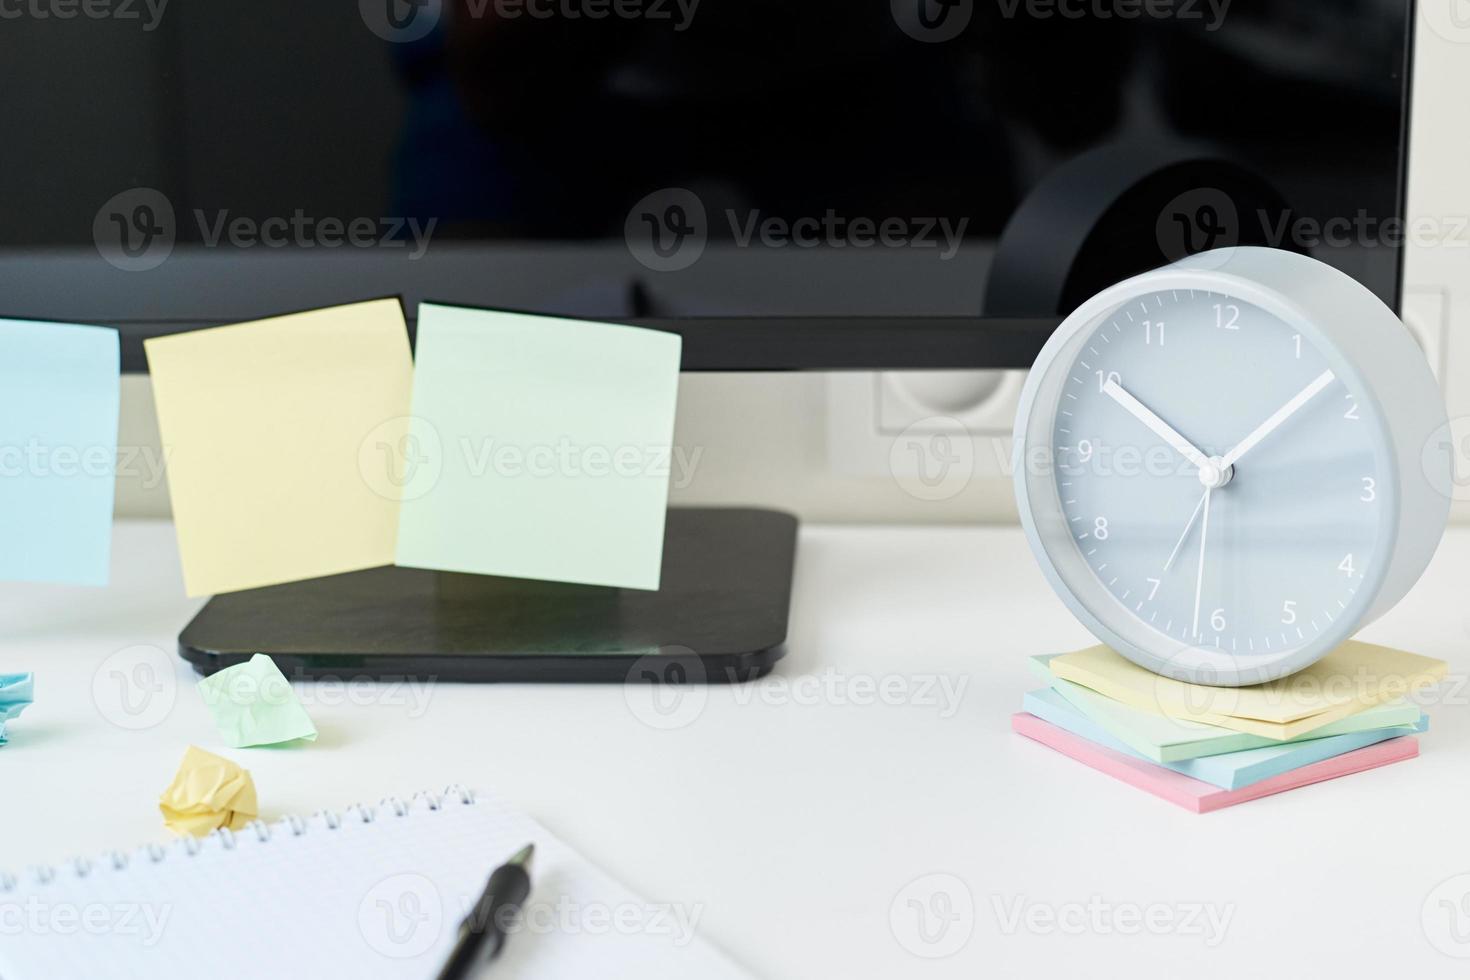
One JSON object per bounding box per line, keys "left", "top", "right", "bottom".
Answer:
{"left": 1163, "top": 488, "right": 1209, "bottom": 573}
{"left": 1191, "top": 487, "right": 1213, "bottom": 640}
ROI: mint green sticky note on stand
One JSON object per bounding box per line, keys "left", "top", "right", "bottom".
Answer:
{"left": 198, "top": 654, "right": 317, "bottom": 748}
{"left": 395, "top": 305, "right": 683, "bottom": 590}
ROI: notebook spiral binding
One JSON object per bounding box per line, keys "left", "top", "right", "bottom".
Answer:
{"left": 0, "top": 785, "right": 477, "bottom": 893}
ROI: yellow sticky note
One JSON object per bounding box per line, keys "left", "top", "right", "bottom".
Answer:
{"left": 145, "top": 300, "right": 413, "bottom": 595}
{"left": 1048, "top": 641, "right": 1447, "bottom": 741}
{"left": 159, "top": 746, "right": 259, "bottom": 837}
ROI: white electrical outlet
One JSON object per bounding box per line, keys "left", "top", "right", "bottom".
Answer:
{"left": 1401, "top": 285, "right": 1448, "bottom": 382}
{"left": 826, "top": 370, "right": 1025, "bottom": 484}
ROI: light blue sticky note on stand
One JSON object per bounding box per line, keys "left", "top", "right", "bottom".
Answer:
{"left": 0, "top": 320, "right": 119, "bottom": 585}
{"left": 395, "top": 305, "right": 682, "bottom": 590}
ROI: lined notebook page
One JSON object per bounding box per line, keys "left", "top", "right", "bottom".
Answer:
{"left": 0, "top": 788, "right": 751, "bottom": 980}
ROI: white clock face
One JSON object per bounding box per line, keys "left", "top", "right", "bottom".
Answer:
{"left": 1049, "top": 288, "right": 1384, "bottom": 662}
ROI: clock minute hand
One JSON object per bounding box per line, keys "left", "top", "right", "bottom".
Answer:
{"left": 1101, "top": 379, "right": 1211, "bottom": 471}
{"left": 1191, "top": 487, "right": 1213, "bottom": 639}
{"left": 1218, "top": 369, "right": 1336, "bottom": 470}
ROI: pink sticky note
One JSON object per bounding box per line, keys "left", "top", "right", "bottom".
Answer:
{"left": 1011, "top": 712, "right": 1418, "bottom": 813}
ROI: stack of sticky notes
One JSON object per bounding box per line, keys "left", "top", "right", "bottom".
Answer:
{"left": 1013, "top": 642, "right": 1446, "bottom": 813}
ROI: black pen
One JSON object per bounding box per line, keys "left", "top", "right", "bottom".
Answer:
{"left": 435, "top": 843, "right": 535, "bottom": 979}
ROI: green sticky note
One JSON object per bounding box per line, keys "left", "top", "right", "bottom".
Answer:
{"left": 395, "top": 305, "right": 682, "bottom": 590}
{"left": 197, "top": 654, "right": 318, "bottom": 748}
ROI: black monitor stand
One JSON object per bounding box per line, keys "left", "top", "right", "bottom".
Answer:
{"left": 177, "top": 507, "right": 797, "bottom": 683}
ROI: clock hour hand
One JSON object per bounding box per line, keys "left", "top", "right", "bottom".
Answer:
{"left": 1101, "top": 379, "right": 1211, "bottom": 472}
{"left": 1218, "top": 369, "right": 1335, "bottom": 469}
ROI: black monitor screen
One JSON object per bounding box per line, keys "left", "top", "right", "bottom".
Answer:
{"left": 0, "top": 0, "right": 1412, "bottom": 361}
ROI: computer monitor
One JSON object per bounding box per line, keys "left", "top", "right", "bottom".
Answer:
{"left": 0, "top": 0, "right": 1413, "bottom": 371}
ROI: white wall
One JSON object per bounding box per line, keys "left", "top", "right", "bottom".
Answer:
{"left": 115, "top": 9, "right": 1470, "bottom": 524}
{"left": 1404, "top": 5, "right": 1470, "bottom": 522}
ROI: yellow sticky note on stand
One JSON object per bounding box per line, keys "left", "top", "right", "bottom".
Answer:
{"left": 144, "top": 299, "right": 413, "bottom": 596}
{"left": 159, "top": 746, "right": 259, "bottom": 837}
{"left": 1049, "top": 641, "right": 1447, "bottom": 740}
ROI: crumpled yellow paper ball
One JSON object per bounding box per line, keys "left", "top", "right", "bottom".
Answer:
{"left": 159, "top": 745, "right": 258, "bottom": 837}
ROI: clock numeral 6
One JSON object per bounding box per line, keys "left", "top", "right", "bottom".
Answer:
{"left": 1282, "top": 600, "right": 1298, "bottom": 625}
{"left": 1210, "top": 608, "right": 1227, "bottom": 632}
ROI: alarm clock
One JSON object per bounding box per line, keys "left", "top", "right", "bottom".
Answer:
{"left": 1013, "top": 247, "right": 1451, "bottom": 686}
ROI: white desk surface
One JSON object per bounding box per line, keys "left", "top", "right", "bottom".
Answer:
{"left": 4, "top": 520, "right": 1470, "bottom": 978}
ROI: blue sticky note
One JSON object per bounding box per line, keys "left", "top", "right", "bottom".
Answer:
{"left": 1023, "top": 688, "right": 1425, "bottom": 790}
{"left": 0, "top": 320, "right": 119, "bottom": 585}
{"left": 0, "top": 673, "right": 34, "bottom": 745}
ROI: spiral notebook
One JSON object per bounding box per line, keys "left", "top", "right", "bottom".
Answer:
{"left": 0, "top": 788, "right": 751, "bottom": 980}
